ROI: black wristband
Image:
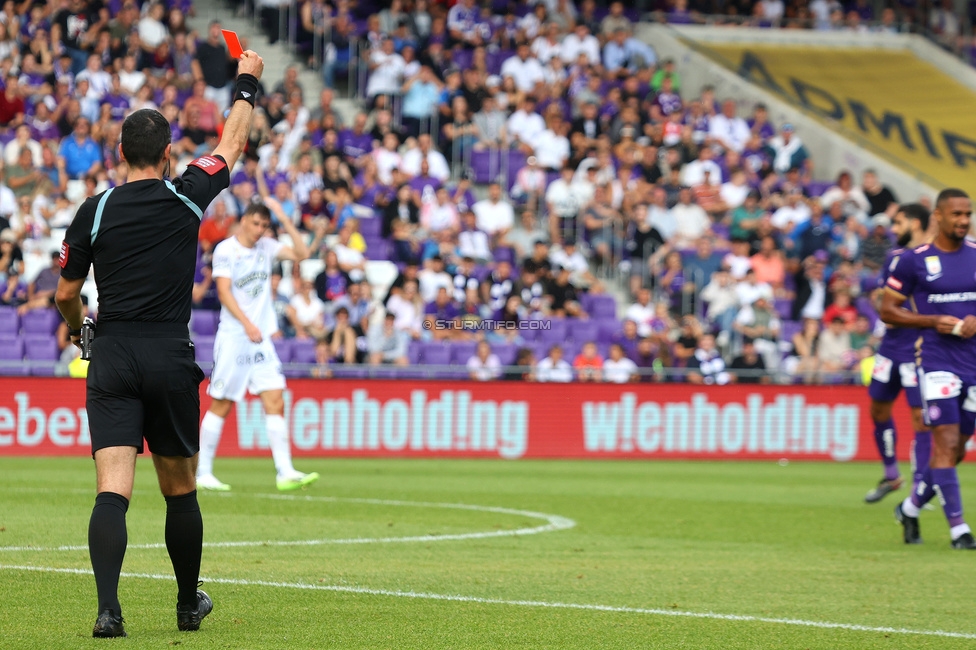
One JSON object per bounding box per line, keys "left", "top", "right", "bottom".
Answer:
{"left": 68, "top": 327, "right": 81, "bottom": 337}
{"left": 234, "top": 74, "right": 259, "bottom": 107}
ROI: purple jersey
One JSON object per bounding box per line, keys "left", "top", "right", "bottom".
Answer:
{"left": 338, "top": 129, "right": 372, "bottom": 161}
{"left": 877, "top": 247, "right": 918, "bottom": 363}
{"left": 888, "top": 241, "right": 976, "bottom": 375}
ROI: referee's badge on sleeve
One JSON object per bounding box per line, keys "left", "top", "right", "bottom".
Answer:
{"left": 189, "top": 156, "right": 227, "bottom": 176}
{"left": 59, "top": 241, "right": 69, "bottom": 268}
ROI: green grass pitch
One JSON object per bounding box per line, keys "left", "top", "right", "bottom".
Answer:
{"left": 1, "top": 457, "right": 975, "bottom": 649}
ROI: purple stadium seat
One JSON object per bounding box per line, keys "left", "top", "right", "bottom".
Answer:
{"left": 568, "top": 319, "right": 599, "bottom": 344}
{"left": 272, "top": 338, "right": 292, "bottom": 363}
{"left": 493, "top": 246, "right": 515, "bottom": 265}
{"left": 190, "top": 310, "right": 218, "bottom": 336}
{"left": 408, "top": 340, "right": 423, "bottom": 365}
{"left": 450, "top": 341, "right": 478, "bottom": 365}
{"left": 358, "top": 216, "right": 383, "bottom": 237}
{"left": 451, "top": 48, "right": 473, "bottom": 71}
{"left": 0, "top": 336, "right": 24, "bottom": 360}
{"left": 596, "top": 318, "right": 622, "bottom": 342}
{"left": 487, "top": 49, "right": 513, "bottom": 75}
{"left": 494, "top": 343, "right": 518, "bottom": 366}
{"left": 24, "top": 336, "right": 59, "bottom": 361}
{"left": 471, "top": 149, "right": 503, "bottom": 184}
{"left": 291, "top": 339, "right": 318, "bottom": 364}
{"left": 807, "top": 181, "right": 833, "bottom": 197}
{"left": 584, "top": 294, "right": 617, "bottom": 319}
{"left": 773, "top": 298, "right": 792, "bottom": 320}
{"left": 780, "top": 320, "right": 803, "bottom": 346}
{"left": 539, "top": 318, "right": 568, "bottom": 341}
{"left": 421, "top": 344, "right": 451, "bottom": 366}
{"left": 0, "top": 306, "right": 18, "bottom": 335}
{"left": 366, "top": 239, "right": 391, "bottom": 261}
{"left": 195, "top": 344, "right": 214, "bottom": 365}
{"left": 192, "top": 334, "right": 215, "bottom": 355}
{"left": 21, "top": 308, "right": 60, "bottom": 336}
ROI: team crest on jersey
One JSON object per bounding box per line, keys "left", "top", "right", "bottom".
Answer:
{"left": 925, "top": 256, "right": 942, "bottom": 277}
{"left": 254, "top": 351, "right": 265, "bottom": 364}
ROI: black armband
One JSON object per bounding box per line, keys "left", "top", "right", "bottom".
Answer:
{"left": 234, "top": 74, "right": 259, "bottom": 107}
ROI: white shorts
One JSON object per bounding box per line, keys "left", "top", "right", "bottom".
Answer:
{"left": 207, "top": 330, "right": 286, "bottom": 402}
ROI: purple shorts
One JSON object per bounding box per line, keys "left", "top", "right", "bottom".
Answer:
{"left": 868, "top": 354, "right": 922, "bottom": 409}
{"left": 919, "top": 368, "right": 976, "bottom": 436}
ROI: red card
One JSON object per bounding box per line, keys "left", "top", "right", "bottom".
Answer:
{"left": 222, "top": 29, "right": 243, "bottom": 59}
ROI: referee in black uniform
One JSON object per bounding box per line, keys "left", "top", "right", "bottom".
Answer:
{"left": 55, "top": 51, "right": 264, "bottom": 639}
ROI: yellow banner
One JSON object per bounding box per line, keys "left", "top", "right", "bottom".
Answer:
{"left": 704, "top": 44, "right": 976, "bottom": 195}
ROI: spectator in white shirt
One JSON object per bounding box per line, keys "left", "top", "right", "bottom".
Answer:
{"left": 770, "top": 189, "right": 812, "bottom": 232}
{"left": 546, "top": 164, "right": 585, "bottom": 245}
{"left": 530, "top": 109, "right": 570, "bottom": 171}
{"left": 625, "top": 288, "right": 655, "bottom": 338}
{"left": 537, "top": 344, "right": 573, "bottom": 382}
{"left": 531, "top": 22, "right": 563, "bottom": 64}
{"left": 671, "top": 187, "right": 712, "bottom": 247}
{"left": 680, "top": 147, "right": 722, "bottom": 187}
{"left": 468, "top": 340, "right": 503, "bottom": 380}
{"left": 500, "top": 42, "right": 546, "bottom": 93}
{"left": 287, "top": 276, "right": 328, "bottom": 339}
{"left": 472, "top": 181, "right": 515, "bottom": 239}
{"left": 506, "top": 96, "right": 547, "bottom": 155}
{"left": 603, "top": 344, "right": 638, "bottom": 383}
{"left": 708, "top": 100, "right": 751, "bottom": 154}
{"left": 365, "top": 37, "right": 406, "bottom": 102}
{"left": 719, "top": 168, "right": 751, "bottom": 210}
{"left": 386, "top": 279, "right": 424, "bottom": 339}
{"left": 560, "top": 22, "right": 601, "bottom": 65}
{"left": 400, "top": 133, "right": 451, "bottom": 182}
{"left": 418, "top": 254, "right": 454, "bottom": 303}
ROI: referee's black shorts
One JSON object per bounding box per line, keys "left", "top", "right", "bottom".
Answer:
{"left": 87, "top": 322, "right": 205, "bottom": 457}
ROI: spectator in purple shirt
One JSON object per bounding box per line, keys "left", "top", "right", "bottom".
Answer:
{"left": 746, "top": 102, "right": 776, "bottom": 143}
{"left": 338, "top": 112, "right": 373, "bottom": 169}
{"left": 423, "top": 286, "right": 461, "bottom": 340}
{"left": 101, "top": 75, "right": 130, "bottom": 121}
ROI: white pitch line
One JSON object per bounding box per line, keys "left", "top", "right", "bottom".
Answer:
{"left": 2, "top": 565, "right": 975, "bottom": 641}
{"left": 0, "top": 494, "right": 576, "bottom": 552}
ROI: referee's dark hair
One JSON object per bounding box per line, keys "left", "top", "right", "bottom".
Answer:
{"left": 120, "top": 109, "right": 172, "bottom": 169}
{"left": 899, "top": 202, "right": 930, "bottom": 232}
{"left": 935, "top": 187, "right": 969, "bottom": 209}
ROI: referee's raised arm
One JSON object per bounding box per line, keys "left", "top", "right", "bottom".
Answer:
{"left": 212, "top": 50, "right": 265, "bottom": 170}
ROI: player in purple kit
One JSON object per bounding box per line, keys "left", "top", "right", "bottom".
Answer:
{"left": 864, "top": 204, "right": 930, "bottom": 503}
{"left": 882, "top": 189, "right": 976, "bottom": 549}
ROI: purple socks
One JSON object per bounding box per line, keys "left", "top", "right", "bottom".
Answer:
{"left": 932, "top": 467, "right": 965, "bottom": 528}
{"left": 873, "top": 419, "right": 899, "bottom": 480}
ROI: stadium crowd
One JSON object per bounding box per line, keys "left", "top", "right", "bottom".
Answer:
{"left": 0, "top": 0, "right": 931, "bottom": 384}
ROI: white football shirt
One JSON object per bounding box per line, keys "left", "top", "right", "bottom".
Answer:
{"left": 211, "top": 235, "right": 285, "bottom": 337}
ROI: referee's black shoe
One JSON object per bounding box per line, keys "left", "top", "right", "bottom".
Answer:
{"left": 894, "top": 502, "right": 922, "bottom": 544}
{"left": 950, "top": 532, "right": 976, "bottom": 550}
{"left": 92, "top": 609, "right": 126, "bottom": 638}
{"left": 177, "top": 589, "right": 213, "bottom": 631}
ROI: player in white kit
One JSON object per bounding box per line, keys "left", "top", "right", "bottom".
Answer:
{"left": 196, "top": 198, "right": 320, "bottom": 491}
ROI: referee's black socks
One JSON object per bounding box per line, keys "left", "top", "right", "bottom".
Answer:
{"left": 89, "top": 492, "right": 129, "bottom": 616}
{"left": 164, "top": 490, "right": 203, "bottom": 609}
